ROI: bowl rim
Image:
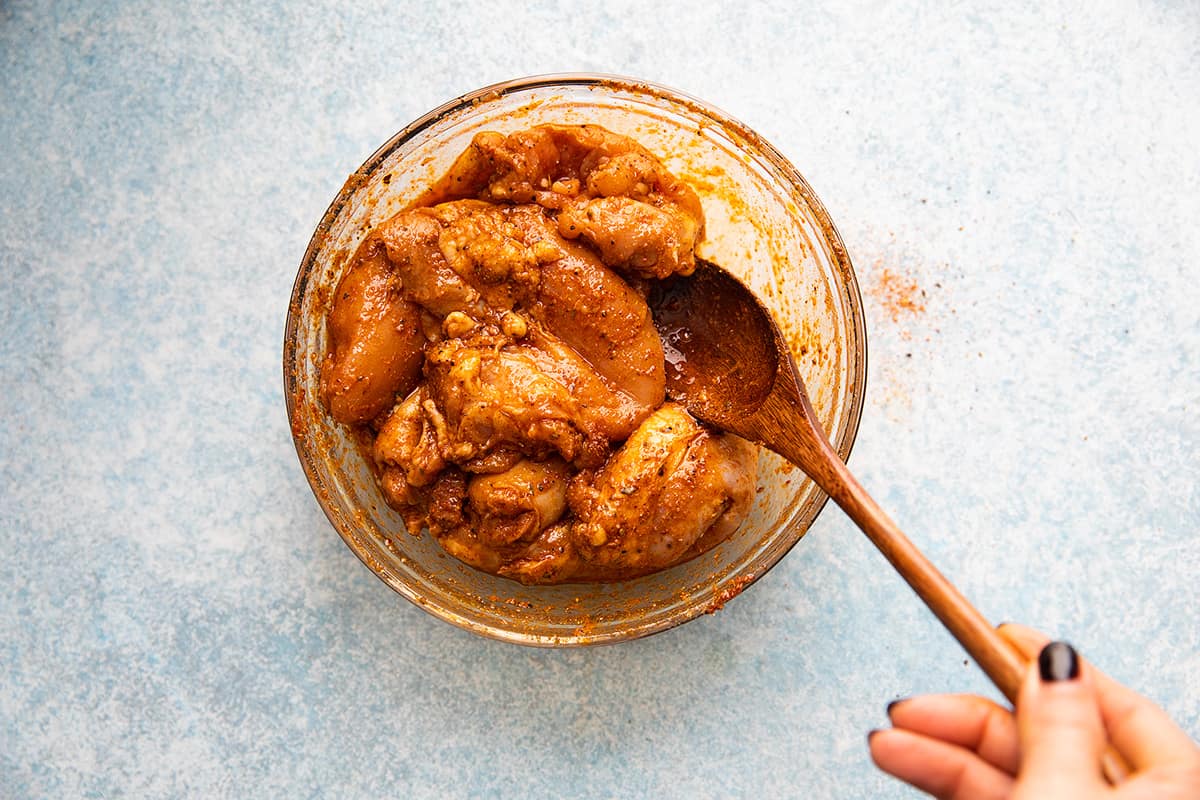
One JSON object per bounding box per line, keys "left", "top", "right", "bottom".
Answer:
{"left": 283, "top": 72, "right": 868, "bottom": 646}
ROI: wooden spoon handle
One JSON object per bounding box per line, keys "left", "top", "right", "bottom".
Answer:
{"left": 823, "top": 458, "right": 1026, "bottom": 699}
{"left": 755, "top": 385, "right": 1027, "bottom": 695}
{"left": 829, "top": 462, "right": 1133, "bottom": 783}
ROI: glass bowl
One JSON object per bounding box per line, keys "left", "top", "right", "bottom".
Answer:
{"left": 283, "top": 74, "right": 866, "bottom": 645}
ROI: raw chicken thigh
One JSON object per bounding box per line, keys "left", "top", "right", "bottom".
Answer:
{"left": 321, "top": 124, "right": 758, "bottom": 583}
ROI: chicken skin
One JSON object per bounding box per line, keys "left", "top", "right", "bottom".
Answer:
{"left": 568, "top": 404, "right": 757, "bottom": 579}
{"left": 319, "top": 238, "right": 425, "bottom": 424}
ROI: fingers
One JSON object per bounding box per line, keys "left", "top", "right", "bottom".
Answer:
{"left": 1000, "top": 623, "right": 1200, "bottom": 771}
{"left": 1089, "top": 668, "right": 1200, "bottom": 771}
{"left": 874, "top": 694, "right": 1021, "bottom": 799}
{"left": 888, "top": 694, "right": 1020, "bottom": 774}
{"left": 1014, "top": 642, "right": 1108, "bottom": 795}
{"left": 869, "top": 727, "right": 1014, "bottom": 800}
{"left": 874, "top": 622, "right": 1200, "bottom": 798}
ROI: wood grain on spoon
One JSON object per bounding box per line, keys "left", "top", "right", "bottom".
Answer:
{"left": 649, "top": 260, "right": 1130, "bottom": 782}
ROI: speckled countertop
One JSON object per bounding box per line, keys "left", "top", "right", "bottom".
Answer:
{"left": 2, "top": 2, "right": 1198, "bottom": 798}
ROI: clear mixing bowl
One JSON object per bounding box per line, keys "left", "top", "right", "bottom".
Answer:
{"left": 283, "top": 74, "right": 866, "bottom": 645}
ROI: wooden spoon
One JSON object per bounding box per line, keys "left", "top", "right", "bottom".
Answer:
{"left": 649, "top": 259, "right": 1028, "bottom": 697}
{"left": 650, "top": 259, "right": 1130, "bottom": 780}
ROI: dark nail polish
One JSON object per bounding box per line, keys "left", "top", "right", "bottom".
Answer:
{"left": 1038, "top": 641, "right": 1080, "bottom": 681}
{"left": 886, "top": 698, "right": 908, "bottom": 717}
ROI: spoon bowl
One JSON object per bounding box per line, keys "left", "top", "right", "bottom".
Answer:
{"left": 651, "top": 262, "right": 778, "bottom": 421}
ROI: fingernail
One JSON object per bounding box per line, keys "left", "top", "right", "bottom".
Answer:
{"left": 1038, "top": 641, "right": 1080, "bottom": 682}
{"left": 996, "top": 621, "right": 1011, "bottom": 629}
{"left": 867, "top": 729, "right": 881, "bottom": 745}
{"left": 886, "top": 698, "right": 908, "bottom": 717}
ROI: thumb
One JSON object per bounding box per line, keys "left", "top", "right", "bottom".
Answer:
{"left": 1014, "top": 642, "right": 1109, "bottom": 797}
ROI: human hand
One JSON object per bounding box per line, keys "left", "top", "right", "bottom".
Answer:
{"left": 868, "top": 623, "right": 1200, "bottom": 799}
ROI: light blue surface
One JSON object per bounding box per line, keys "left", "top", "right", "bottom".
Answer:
{"left": 2, "top": 2, "right": 1198, "bottom": 797}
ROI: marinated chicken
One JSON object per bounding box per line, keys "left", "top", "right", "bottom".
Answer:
{"left": 321, "top": 124, "right": 758, "bottom": 583}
